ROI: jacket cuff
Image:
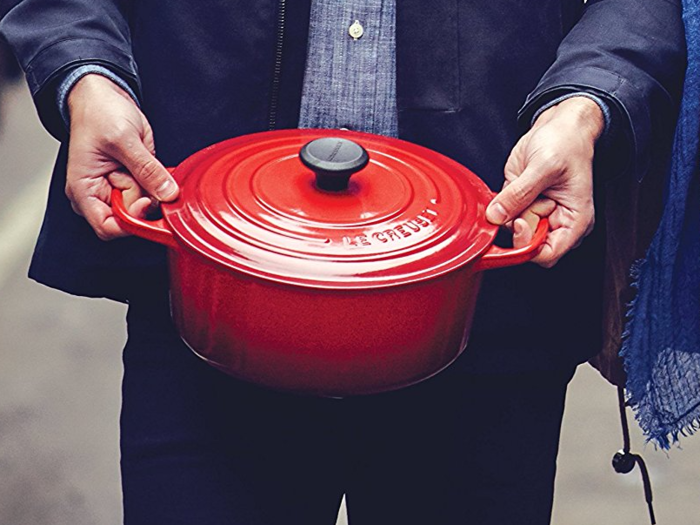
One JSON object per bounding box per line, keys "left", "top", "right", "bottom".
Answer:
{"left": 24, "top": 37, "right": 140, "bottom": 141}
{"left": 518, "top": 66, "right": 648, "bottom": 180}
{"left": 56, "top": 64, "right": 140, "bottom": 128}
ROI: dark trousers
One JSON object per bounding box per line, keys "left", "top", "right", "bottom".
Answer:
{"left": 121, "top": 293, "right": 575, "bottom": 525}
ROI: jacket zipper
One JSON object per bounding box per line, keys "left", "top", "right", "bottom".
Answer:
{"left": 268, "top": 0, "right": 287, "bottom": 130}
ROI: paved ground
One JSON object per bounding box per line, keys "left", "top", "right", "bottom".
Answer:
{"left": 1, "top": 80, "right": 698, "bottom": 525}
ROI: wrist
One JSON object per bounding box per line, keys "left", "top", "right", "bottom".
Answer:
{"left": 543, "top": 96, "right": 605, "bottom": 142}
{"left": 67, "top": 73, "right": 136, "bottom": 124}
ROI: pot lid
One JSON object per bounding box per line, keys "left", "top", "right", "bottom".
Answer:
{"left": 163, "top": 129, "right": 498, "bottom": 289}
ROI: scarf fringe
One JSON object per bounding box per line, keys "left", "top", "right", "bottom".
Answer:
{"left": 635, "top": 401, "right": 700, "bottom": 450}
{"left": 619, "top": 257, "right": 664, "bottom": 446}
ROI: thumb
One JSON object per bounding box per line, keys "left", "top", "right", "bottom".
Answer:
{"left": 486, "top": 166, "right": 550, "bottom": 225}
{"left": 114, "top": 140, "right": 179, "bottom": 202}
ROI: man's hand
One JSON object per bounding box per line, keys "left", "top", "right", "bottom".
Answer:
{"left": 486, "top": 96, "right": 604, "bottom": 268}
{"left": 66, "top": 74, "right": 179, "bottom": 241}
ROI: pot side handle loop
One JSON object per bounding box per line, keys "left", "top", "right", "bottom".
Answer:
{"left": 475, "top": 217, "right": 549, "bottom": 271}
{"left": 111, "top": 187, "right": 177, "bottom": 249}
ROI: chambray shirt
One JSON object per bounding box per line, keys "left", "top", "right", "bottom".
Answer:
{"left": 298, "top": 0, "right": 398, "bottom": 137}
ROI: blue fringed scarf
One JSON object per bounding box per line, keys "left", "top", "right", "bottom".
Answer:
{"left": 621, "top": 0, "right": 700, "bottom": 449}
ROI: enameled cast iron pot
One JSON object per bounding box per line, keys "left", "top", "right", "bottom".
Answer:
{"left": 112, "top": 129, "right": 546, "bottom": 397}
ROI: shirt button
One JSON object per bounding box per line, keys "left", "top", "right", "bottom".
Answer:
{"left": 348, "top": 20, "right": 364, "bottom": 40}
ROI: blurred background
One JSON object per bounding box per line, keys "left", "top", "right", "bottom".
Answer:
{"left": 0, "top": 43, "right": 698, "bottom": 525}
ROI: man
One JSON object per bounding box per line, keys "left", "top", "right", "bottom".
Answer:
{"left": 0, "top": 1, "right": 684, "bottom": 524}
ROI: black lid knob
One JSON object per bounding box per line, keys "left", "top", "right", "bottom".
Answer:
{"left": 300, "top": 137, "right": 369, "bottom": 192}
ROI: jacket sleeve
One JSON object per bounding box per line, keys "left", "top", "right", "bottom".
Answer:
{"left": 519, "top": 0, "right": 686, "bottom": 180}
{"left": 0, "top": 0, "right": 138, "bottom": 141}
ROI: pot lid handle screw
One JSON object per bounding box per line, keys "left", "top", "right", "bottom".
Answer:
{"left": 300, "top": 137, "right": 369, "bottom": 192}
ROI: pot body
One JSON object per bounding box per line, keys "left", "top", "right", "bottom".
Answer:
{"left": 168, "top": 248, "right": 482, "bottom": 396}
{"left": 111, "top": 131, "right": 548, "bottom": 396}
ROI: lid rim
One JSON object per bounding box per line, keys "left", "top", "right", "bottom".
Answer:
{"left": 163, "top": 129, "right": 499, "bottom": 288}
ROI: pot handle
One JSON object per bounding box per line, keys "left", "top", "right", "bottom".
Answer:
{"left": 111, "top": 187, "right": 177, "bottom": 248}
{"left": 475, "top": 217, "right": 549, "bottom": 271}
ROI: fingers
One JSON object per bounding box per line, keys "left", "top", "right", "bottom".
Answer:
{"left": 511, "top": 198, "right": 555, "bottom": 249}
{"left": 126, "top": 195, "right": 158, "bottom": 219}
{"left": 72, "top": 187, "right": 156, "bottom": 242}
{"left": 502, "top": 184, "right": 593, "bottom": 267}
{"left": 69, "top": 188, "right": 130, "bottom": 241}
{"left": 108, "top": 169, "right": 156, "bottom": 212}
{"left": 530, "top": 209, "right": 595, "bottom": 268}
{"left": 67, "top": 166, "right": 160, "bottom": 241}
{"left": 512, "top": 218, "right": 534, "bottom": 248}
{"left": 486, "top": 162, "right": 556, "bottom": 226}
{"left": 531, "top": 228, "right": 577, "bottom": 269}
{"left": 521, "top": 197, "right": 556, "bottom": 232}
{"left": 105, "top": 134, "right": 178, "bottom": 202}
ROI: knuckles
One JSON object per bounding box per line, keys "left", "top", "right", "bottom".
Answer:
{"left": 535, "top": 148, "right": 567, "bottom": 176}
{"left": 132, "top": 157, "right": 164, "bottom": 189}
{"left": 509, "top": 182, "right": 536, "bottom": 208}
{"left": 93, "top": 222, "right": 127, "bottom": 242}
{"left": 94, "top": 228, "right": 114, "bottom": 242}
{"left": 585, "top": 218, "right": 596, "bottom": 237}
{"left": 64, "top": 182, "right": 74, "bottom": 202}
{"left": 539, "top": 258, "right": 559, "bottom": 269}
{"left": 101, "top": 123, "right": 133, "bottom": 152}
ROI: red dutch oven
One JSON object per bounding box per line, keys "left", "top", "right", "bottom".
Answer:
{"left": 112, "top": 129, "right": 546, "bottom": 397}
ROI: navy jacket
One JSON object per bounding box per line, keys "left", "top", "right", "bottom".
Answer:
{"left": 0, "top": 0, "right": 685, "bottom": 372}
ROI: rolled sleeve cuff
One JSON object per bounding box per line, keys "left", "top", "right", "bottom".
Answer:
{"left": 57, "top": 64, "right": 140, "bottom": 128}
{"left": 24, "top": 37, "right": 140, "bottom": 141}
{"left": 530, "top": 92, "right": 612, "bottom": 138}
